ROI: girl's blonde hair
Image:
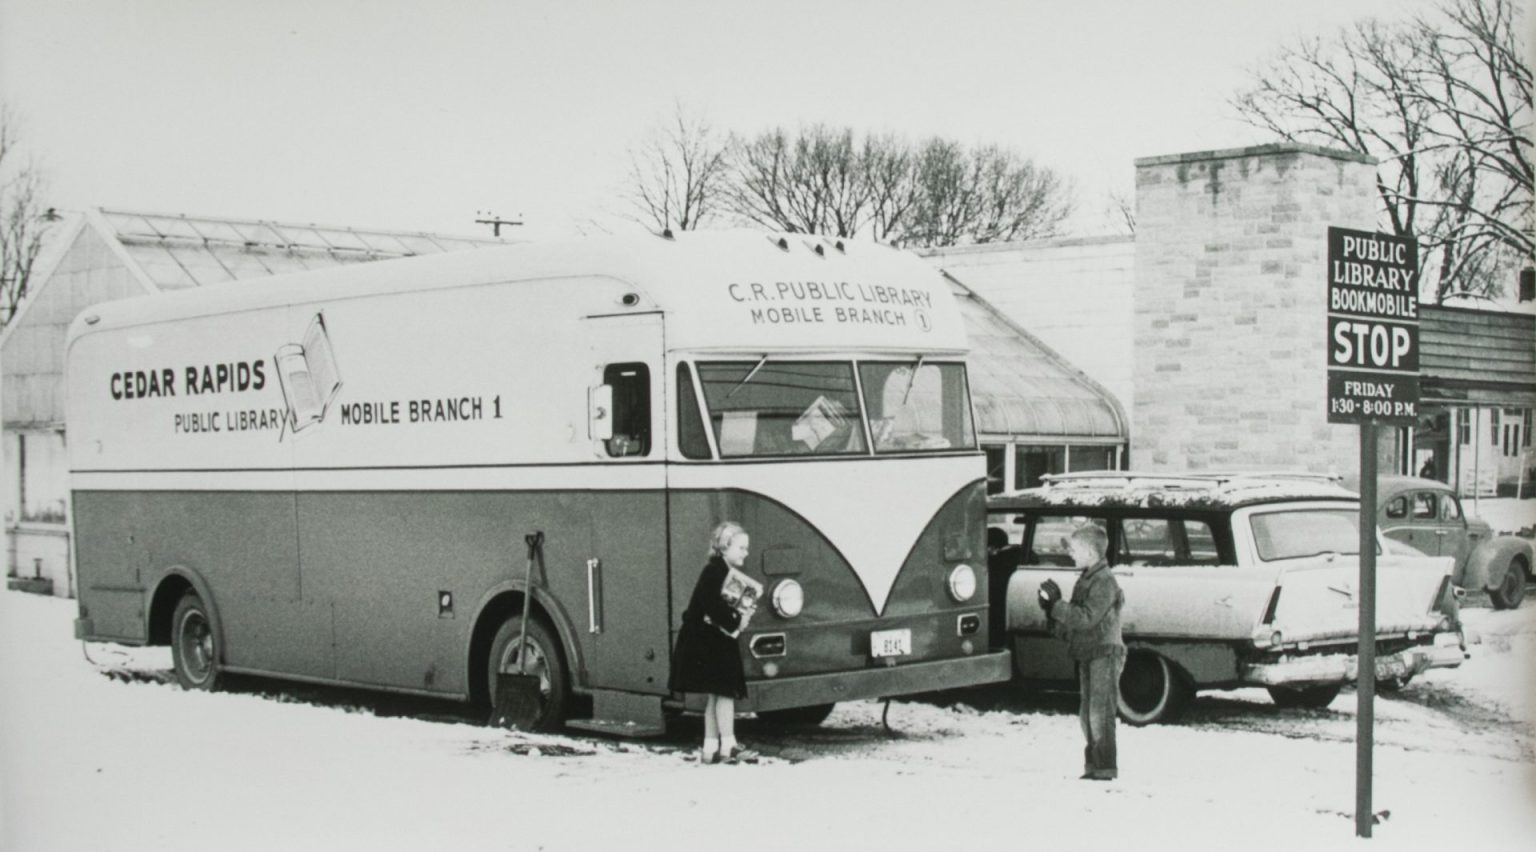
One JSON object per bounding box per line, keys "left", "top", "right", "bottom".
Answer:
{"left": 708, "top": 521, "right": 748, "bottom": 557}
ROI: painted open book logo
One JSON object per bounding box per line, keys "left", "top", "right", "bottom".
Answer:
{"left": 275, "top": 312, "right": 342, "bottom": 439}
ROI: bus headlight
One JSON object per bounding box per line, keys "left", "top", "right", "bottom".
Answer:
{"left": 947, "top": 564, "right": 977, "bottom": 602}
{"left": 771, "top": 580, "right": 804, "bottom": 618}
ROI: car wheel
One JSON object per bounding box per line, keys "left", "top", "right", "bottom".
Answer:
{"left": 1489, "top": 557, "right": 1528, "bottom": 610}
{"left": 487, "top": 615, "right": 569, "bottom": 732}
{"left": 1118, "top": 652, "right": 1189, "bottom": 725}
{"left": 171, "top": 591, "right": 223, "bottom": 691}
{"left": 1267, "top": 683, "right": 1342, "bottom": 709}
{"left": 1377, "top": 674, "right": 1412, "bottom": 692}
{"left": 756, "top": 703, "right": 836, "bottom": 728}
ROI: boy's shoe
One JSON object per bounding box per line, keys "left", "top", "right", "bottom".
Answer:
{"left": 725, "top": 745, "right": 760, "bottom": 765}
{"left": 1082, "top": 770, "right": 1117, "bottom": 781}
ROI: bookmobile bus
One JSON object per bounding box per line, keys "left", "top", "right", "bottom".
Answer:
{"left": 66, "top": 229, "right": 1011, "bottom": 735}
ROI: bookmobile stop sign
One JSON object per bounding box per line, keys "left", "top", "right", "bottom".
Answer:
{"left": 1325, "top": 226, "right": 1420, "bottom": 839}
{"left": 1327, "top": 226, "right": 1420, "bottom": 425}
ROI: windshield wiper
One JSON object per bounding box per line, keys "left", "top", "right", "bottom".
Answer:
{"left": 901, "top": 354, "right": 926, "bottom": 405}
{"left": 727, "top": 355, "right": 769, "bottom": 399}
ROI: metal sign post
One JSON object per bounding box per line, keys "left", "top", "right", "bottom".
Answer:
{"left": 1325, "top": 226, "right": 1420, "bottom": 839}
{"left": 1356, "top": 422, "right": 1378, "bottom": 838}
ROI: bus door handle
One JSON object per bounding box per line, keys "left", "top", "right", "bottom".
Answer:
{"left": 586, "top": 558, "right": 604, "bottom": 634}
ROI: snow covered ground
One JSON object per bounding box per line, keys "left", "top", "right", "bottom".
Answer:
{"left": 2, "top": 589, "right": 1533, "bottom": 852}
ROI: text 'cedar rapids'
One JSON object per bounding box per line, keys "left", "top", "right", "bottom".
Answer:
{"left": 110, "top": 361, "right": 267, "bottom": 400}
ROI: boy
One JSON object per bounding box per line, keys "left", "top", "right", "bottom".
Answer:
{"left": 1038, "top": 525, "right": 1126, "bottom": 781}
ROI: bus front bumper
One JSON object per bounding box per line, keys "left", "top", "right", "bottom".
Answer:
{"left": 742, "top": 650, "right": 1012, "bottom": 713}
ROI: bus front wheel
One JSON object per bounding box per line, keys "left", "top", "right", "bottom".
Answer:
{"left": 487, "top": 615, "right": 569, "bottom": 732}
{"left": 171, "top": 591, "right": 223, "bottom": 691}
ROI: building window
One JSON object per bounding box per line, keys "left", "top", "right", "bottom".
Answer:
{"left": 11, "top": 430, "right": 67, "bottom": 525}
{"left": 983, "top": 445, "right": 1006, "bottom": 494}
{"left": 1458, "top": 410, "right": 1472, "bottom": 446}
{"left": 1525, "top": 410, "right": 1533, "bottom": 449}
{"left": 1068, "top": 446, "right": 1116, "bottom": 473}
{"left": 1502, "top": 408, "right": 1523, "bottom": 458}
{"left": 1015, "top": 446, "right": 1063, "bottom": 490}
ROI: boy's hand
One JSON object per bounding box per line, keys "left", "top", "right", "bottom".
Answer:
{"left": 1038, "top": 578, "right": 1062, "bottom": 609}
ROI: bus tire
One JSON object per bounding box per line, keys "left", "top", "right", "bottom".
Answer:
{"left": 171, "top": 591, "right": 223, "bottom": 691}
{"left": 487, "top": 615, "right": 569, "bottom": 732}
{"left": 1117, "top": 652, "right": 1189, "bottom": 726}
{"left": 756, "top": 703, "right": 836, "bottom": 728}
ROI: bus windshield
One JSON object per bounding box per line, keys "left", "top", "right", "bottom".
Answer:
{"left": 859, "top": 361, "right": 975, "bottom": 453}
{"left": 692, "top": 359, "right": 975, "bottom": 458}
{"left": 697, "top": 361, "right": 868, "bottom": 457}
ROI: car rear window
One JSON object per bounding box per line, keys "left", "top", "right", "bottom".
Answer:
{"left": 1250, "top": 508, "right": 1376, "bottom": 561}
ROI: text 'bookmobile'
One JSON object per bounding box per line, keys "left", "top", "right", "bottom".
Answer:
{"left": 66, "top": 230, "right": 1011, "bottom": 734}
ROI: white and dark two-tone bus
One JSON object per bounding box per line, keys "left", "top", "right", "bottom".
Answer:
{"left": 66, "top": 230, "right": 1010, "bottom": 733}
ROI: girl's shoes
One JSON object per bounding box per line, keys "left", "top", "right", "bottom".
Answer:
{"left": 699, "top": 748, "right": 722, "bottom": 765}
{"left": 724, "top": 745, "right": 759, "bottom": 765}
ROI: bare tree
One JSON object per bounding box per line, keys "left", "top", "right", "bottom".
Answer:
{"left": 1232, "top": 0, "right": 1531, "bottom": 301}
{"left": 1106, "top": 188, "right": 1136, "bottom": 235}
{"left": 723, "top": 125, "right": 1074, "bottom": 247}
{"left": 862, "top": 134, "right": 920, "bottom": 242}
{"left": 624, "top": 104, "right": 728, "bottom": 233}
{"left": 725, "top": 124, "right": 869, "bottom": 236}
{"left": 1, "top": 104, "right": 52, "bottom": 328}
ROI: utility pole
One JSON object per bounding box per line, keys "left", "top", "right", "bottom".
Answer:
{"left": 474, "top": 210, "right": 524, "bottom": 238}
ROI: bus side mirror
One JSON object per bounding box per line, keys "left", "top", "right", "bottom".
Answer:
{"left": 589, "top": 384, "right": 614, "bottom": 441}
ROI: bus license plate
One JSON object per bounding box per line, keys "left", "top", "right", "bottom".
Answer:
{"left": 870, "top": 628, "right": 912, "bottom": 658}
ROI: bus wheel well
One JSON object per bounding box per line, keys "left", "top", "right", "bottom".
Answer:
{"left": 147, "top": 575, "right": 195, "bottom": 646}
{"left": 468, "top": 593, "right": 560, "bottom": 709}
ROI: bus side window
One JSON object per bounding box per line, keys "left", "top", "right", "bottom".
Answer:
{"left": 676, "top": 363, "right": 711, "bottom": 459}
{"left": 602, "top": 363, "right": 650, "bottom": 457}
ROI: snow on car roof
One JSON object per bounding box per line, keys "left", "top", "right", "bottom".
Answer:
{"left": 990, "top": 471, "right": 1359, "bottom": 511}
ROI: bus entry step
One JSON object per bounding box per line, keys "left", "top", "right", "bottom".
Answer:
{"left": 565, "top": 690, "right": 667, "bottom": 738}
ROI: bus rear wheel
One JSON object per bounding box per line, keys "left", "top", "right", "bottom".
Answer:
{"left": 487, "top": 615, "right": 569, "bottom": 732}
{"left": 171, "top": 591, "right": 222, "bottom": 691}
{"left": 756, "top": 703, "right": 836, "bottom": 728}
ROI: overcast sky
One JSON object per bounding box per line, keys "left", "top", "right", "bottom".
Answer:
{"left": 1, "top": 0, "right": 1446, "bottom": 242}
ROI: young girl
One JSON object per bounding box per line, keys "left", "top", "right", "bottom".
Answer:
{"left": 669, "top": 521, "right": 757, "bottom": 764}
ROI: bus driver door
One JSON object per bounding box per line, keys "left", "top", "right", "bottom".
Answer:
{"left": 571, "top": 310, "right": 670, "bottom": 734}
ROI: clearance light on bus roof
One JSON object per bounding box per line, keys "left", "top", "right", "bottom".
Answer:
{"left": 771, "top": 580, "right": 804, "bottom": 618}
{"left": 947, "top": 565, "right": 976, "bottom": 602}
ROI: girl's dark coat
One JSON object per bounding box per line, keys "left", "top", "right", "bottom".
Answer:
{"left": 669, "top": 555, "right": 748, "bottom": 699}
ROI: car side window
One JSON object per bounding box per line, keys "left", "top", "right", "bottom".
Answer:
{"left": 1026, "top": 515, "right": 1104, "bottom": 568}
{"left": 1183, "top": 520, "right": 1221, "bottom": 564}
{"left": 1116, "top": 517, "right": 1220, "bottom": 566}
{"left": 1385, "top": 496, "right": 1408, "bottom": 520}
{"left": 1117, "top": 518, "right": 1172, "bottom": 565}
{"left": 1412, "top": 492, "right": 1436, "bottom": 520}
{"left": 1440, "top": 495, "right": 1463, "bottom": 522}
